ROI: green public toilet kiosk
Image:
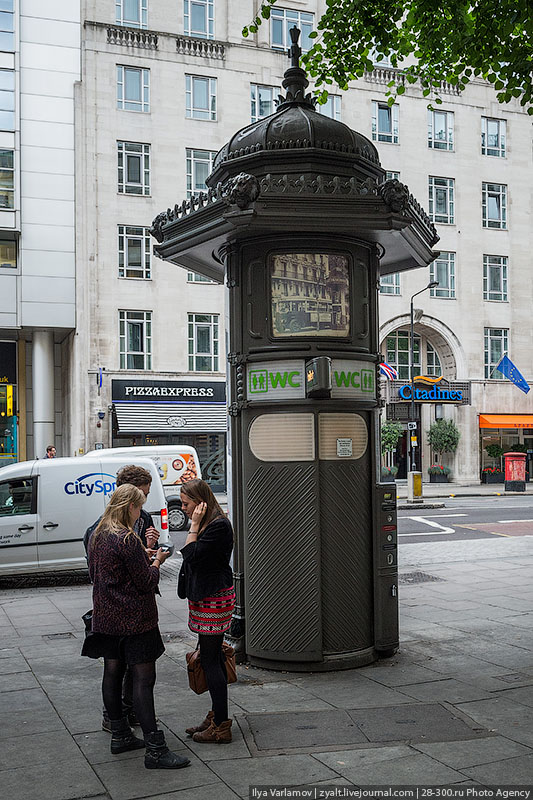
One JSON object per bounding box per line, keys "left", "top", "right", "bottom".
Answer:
{"left": 152, "top": 30, "right": 439, "bottom": 670}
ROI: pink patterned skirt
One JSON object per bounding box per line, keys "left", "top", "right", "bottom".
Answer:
{"left": 188, "top": 587, "right": 236, "bottom": 635}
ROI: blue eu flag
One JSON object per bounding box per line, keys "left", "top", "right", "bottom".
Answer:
{"left": 495, "top": 355, "right": 530, "bottom": 394}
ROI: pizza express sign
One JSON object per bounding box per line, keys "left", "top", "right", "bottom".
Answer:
{"left": 395, "top": 377, "right": 471, "bottom": 405}
{"left": 112, "top": 379, "right": 225, "bottom": 403}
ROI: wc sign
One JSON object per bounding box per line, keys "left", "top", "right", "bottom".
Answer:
{"left": 247, "top": 360, "right": 305, "bottom": 399}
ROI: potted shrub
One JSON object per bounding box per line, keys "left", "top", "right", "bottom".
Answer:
{"left": 381, "top": 465, "right": 398, "bottom": 483}
{"left": 428, "top": 464, "right": 451, "bottom": 483}
{"left": 481, "top": 466, "right": 504, "bottom": 484}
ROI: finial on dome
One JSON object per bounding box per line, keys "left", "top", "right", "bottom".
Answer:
{"left": 277, "top": 26, "right": 316, "bottom": 111}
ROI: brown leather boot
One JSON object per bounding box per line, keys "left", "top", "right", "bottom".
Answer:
{"left": 185, "top": 710, "right": 214, "bottom": 736}
{"left": 192, "top": 719, "right": 232, "bottom": 744}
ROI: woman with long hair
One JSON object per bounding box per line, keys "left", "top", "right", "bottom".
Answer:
{"left": 178, "top": 478, "right": 235, "bottom": 743}
{"left": 82, "top": 483, "right": 189, "bottom": 770}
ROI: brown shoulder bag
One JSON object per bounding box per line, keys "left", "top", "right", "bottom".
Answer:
{"left": 186, "top": 642, "right": 237, "bottom": 695}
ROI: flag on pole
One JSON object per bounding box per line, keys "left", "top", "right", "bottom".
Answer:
{"left": 495, "top": 355, "right": 530, "bottom": 394}
{"left": 380, "top": 362, "right": 399, "bottom": 380}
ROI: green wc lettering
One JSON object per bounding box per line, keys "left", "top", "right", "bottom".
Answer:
{"left": 334, "top": 370, "right": 361, "bottom": 388}
{"left": 269, "top": 371, "right": 301, "bottom": 389}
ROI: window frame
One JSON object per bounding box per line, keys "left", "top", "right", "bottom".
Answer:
{"left": 116, "top": 0, "right": 147, "bottom": 28}
{"left": 186, "top": 148, "right": 216, "bottom": 197}
{"left": 117, "top": 141, "right": 150, "bottom": 195}
{"left": 187, "top": 271, "right": 216, "bottom": 283}
{"left": 428, "top": 176, "right": 455, "bottom": 225}
{"left": 0, "top": 476, "right": 36, "bottom": 517}
{"left": 372, "top": 100, "right": 399, "bottom": 144}
{"left": 379, "top": 272, "right": 400, "bottom": 295}
{"left": 250, "top": 84, "right": 279, "bottom": 123}
{"left": 427, "top": 108, "right": 454, "bottom": 151}
{"left": 0, "top": 238, "right": 16, "bottom": 268}
{"left": 185, "top": 74, "right": 217, "bottom": 121}
{"left": 188, "top": 312, "right": 219, "bottom": 372}
{"left": 270, "top": 7, "right": 314, "bottom": 52}
{"left": 484, "top": 327, "right": 508, "bottom": 380}
{"left": 118, "top": 225, "right": 151, "bottom": 280}
{"left": 386, "top": 330, "right": 420, "bottom": 381}
{"left": 0, "top": 148, "right": 14, "bottom": 209}
{"left": 426, "top": 342, "right": 442, "bottom": 377}
{"left": 184, "top": 0, "right": 214, "bottom": 39}
{"left": 119, "top": 310, "right": 152, "bottom": 370}
{"left": 116, "top": 65, "right": 150, "bottom": 113}
{"left": 483, "top": 255, "right": 508, "bottom": 302}
{"left": 317, "top": 95, "right": 341, "bottom": 121}
{"left": 0, "top": 1, "right": 14, "bottom": 52}
{"left": 430, "top": 251, "right": 456, "bottom": 298}
{"left": 481, "top": 117, "right": 506, "bottom": 158}
{"left": 482, "top": 182, "right": 507, "bottom": 229}
{"left": 385, "top": 171, "right": 400, "bottom": 181}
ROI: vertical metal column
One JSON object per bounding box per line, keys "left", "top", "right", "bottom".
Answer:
{"left": 32, "top": 330, "right": 55, "bottom": 459}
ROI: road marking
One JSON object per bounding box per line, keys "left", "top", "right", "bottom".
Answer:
{"left": 399, "top": 531, "right": 455, "bottom": 537}
{"left": 408, "top": 513, "right": 467, "bottom": 518}
{"left": 498, "top": 519, "right": 533, "bottom": 524}
{"left": 404, "top": 516, "right": 456, "bottom": 534}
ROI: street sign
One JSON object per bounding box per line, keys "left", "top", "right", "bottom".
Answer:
{"left": 407, "top": 422, "right": 417, "bottom": 430}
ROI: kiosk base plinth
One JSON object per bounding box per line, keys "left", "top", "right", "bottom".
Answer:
{"left": 246, "top": 646, "right": 379, "bottom": 672}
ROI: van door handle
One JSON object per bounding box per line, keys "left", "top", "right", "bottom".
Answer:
{"left": 42, "top": 522, "right": 59, "bottom": 529}
{"left": 18, "top": 524, "right": 34, "bottom": 531}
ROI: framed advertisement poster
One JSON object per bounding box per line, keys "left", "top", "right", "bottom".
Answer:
{"left": 270, "top": 253, "right": 350, "bottom": 338}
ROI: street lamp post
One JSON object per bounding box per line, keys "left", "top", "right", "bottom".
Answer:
{"left": 409, "top": 281, "right": 439, "bottom": 472}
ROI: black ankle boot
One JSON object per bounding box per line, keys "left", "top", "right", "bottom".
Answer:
{"left": 144, "top": 730, "right": 191, "bottom": 770}
{"left": 110, "top": 717, "right": 145, "bottom": 755}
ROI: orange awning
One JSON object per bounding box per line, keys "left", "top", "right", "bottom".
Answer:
{"left": 479, "top": 414, "right": 533, "bottom": 429}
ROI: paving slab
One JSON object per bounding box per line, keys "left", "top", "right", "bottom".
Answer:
{"left": 397, "top": 677, "right": 492, "bottom": 704}
{"left": 208, "top": 754, "right": 341, "bottom": 798}
{"left": 143, "top": 786, "right": 241, "bottom": 800}
{"left": 245, "top": 709, "right": 367, "bottom": 750}
{"left": 0, "top": 755, "right": 105, "bottom": 800}
{"left": 414, "top": 735, "right": 533, "bottom": 769}
{"left": 313, "top": 745, "right": 465, "bottom": 785}
{"left": 347, "top": 703, "right": 488, "bottom": 743}
{"left": 357, "top": 661, "right": 443, "bottom": 687}
{"left": 462, "top": 752, "right": 533, "bottom": 785}
{"left": 293, "top": 673, "right": 414, "bottom": 709}
{"left": 228, "top": 680, "right": 335, "bottom": 713}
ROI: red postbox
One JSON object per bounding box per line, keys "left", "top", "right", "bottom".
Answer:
{"left": 504, "top": 452, "right": 526, "bottom": 492}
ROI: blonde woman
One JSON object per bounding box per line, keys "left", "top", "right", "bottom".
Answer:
{"left": 82, "top": 484, "right": 189, "bottom": 770}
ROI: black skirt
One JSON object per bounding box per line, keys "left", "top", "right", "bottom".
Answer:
{"left": 81, "top": 626, "right": 165, "bottom": 664}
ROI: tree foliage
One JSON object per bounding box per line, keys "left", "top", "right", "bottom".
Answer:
{"left": 381, "top": 420, "right": 403, "bottom": 454}
{"left": 244, "top": 1, "right": 533, "bottom": 112}
{"left": 427, "top": 419, "right": 461, "bottom": 461}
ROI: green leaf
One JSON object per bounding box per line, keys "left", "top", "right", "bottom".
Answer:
{"left": 260, "top": 7, "right": 271, "bottom": 19}
{"left": 397, "top": 85, "right": 405, "bottom": 94}
{"left": 309, "top": 31, "right": 318, "bottom": 39}
{"left": 242, "top": 26, "right": 249, "bottom": 38}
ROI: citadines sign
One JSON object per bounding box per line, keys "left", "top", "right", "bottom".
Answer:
{"left": 394, "top": 376, "right": 471, "bottom": 405}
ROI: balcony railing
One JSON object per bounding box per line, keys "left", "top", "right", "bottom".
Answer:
{"left": 107, "top": 26, "right": 158, "bottom": 49}
{"left": 176, "top": 36, "right": 225, "bottom": 59}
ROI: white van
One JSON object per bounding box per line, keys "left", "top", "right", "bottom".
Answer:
{"left": 0, "top": 456, "right": 170, "bottom": 576}
{"left": 84, "top": 445, "right": 201, "bottom": 531}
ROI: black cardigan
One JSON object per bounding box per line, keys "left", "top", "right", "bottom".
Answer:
{"left": 178, "top": 516, "right": 234, "bottom": 602}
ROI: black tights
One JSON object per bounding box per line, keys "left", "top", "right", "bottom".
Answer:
{"left": 102, "top": 659, "right": 157, "bottom": 734}
{"left": 199, "top": 633, "right": 228, "bottom": 726}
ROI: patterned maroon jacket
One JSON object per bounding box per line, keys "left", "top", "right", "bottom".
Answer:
{"left": 88, "top": 528, "right": 160, "bottom": 636}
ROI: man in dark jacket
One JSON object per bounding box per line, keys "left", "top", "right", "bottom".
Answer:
{"left": 84, "top": 464, "right": 160, "bottom": 732}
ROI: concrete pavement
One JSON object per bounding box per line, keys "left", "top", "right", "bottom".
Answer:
{"left": 1, "top": 531, "right": 533, "bottom": 798}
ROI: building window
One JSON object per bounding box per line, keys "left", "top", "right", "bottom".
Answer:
{"left": 386, "top": 330, "right": 420, "bottom": 381}
{"left": 0, "top": 69, "right": 14, "bottom": 130}
{"left": 370, "top": 48, "right": 391, "bottom": 67}
{"left": 186, "top": 148, "right": 216, "bottom": 197}
{"left": 117, "top": 66, "right": 150, "bottom": 113}
{"left": 0, "top": 149, "right": 14, "bottom": 209}
{"left": 185, "top": 75, "right": 217, "bottom": 121}
{"left": 428, "top": 176, "right": 454, "bottom": 224}
{"left": 0, "top": 239, "right": 15, "bottom": 268}
{"left": 251, "top": 84, "right": 278, "bottom": 123}
{"left": 430, "top": 252, "right": 455, "bottom": 298}
{"left": 386, "top": 171, "right": 400, "bottom": 181}
{"left": 426, "top": 342, "right": 442, "bottom": 377}
{"left": 119, "top": 310, "right": 152, "bottom": 370}
{"left": 317, "top": 95, "right": 341, "bottom": 121}
{"left": 482, "top": 117, "right": 506, "bottom": 157}
{"left": 428, "top": 109, "right": 454, "bottom": 150}
{"left": 372, "top": 101, "right": 399, "bottom": 144}
{"left": 184, "top": 0, "right": 214, "bottom": 39}
{"left": 116, "top": 0, "right": 147, "bottom": 28}
{"left": 118, "top": 226, "right": 151, "bottom": 279}
{"left": 117, "top": 141, "right": 150, "bottom": 195}
{"left": 0, "top": 2, "right": 14, "bottom": 52}
{"left": 271, "top": 8, "right": 313, "bottom": 52}
{"left": 484, "top": 328, "right": 508, "bottom": 379}
{"left": 380, "top": 273, "right": 400, "bottom": 295}
{"left": 187, "top": 271, "right": 215, "bottom": 283}
{"left": 188, "top": 313, "right": 219, "bottom": 372}
{"left": 483, "top": 255, "right": 508, "bottom": 302}
{"left": 482, "top": 182, "right": 507, "bottom": 229}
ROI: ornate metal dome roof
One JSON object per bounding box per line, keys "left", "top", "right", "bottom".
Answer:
{"left": 210, "top": 28, "right": 380, "bottom": 180}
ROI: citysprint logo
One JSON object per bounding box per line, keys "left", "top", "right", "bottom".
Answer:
{"left": 64, "top": 473, "right": 117, "bottom": 497}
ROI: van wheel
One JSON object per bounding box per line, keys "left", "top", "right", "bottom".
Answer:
{"left": 168, "top": 504, "right": 188, "bottom": 532}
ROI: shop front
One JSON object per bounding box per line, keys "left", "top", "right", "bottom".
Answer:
{"left": 479, "top": 415, "right": 533, "bottom": 481}
{"left": 111, "top": 378, "right": 227, "bottom": 492}
{"left": 0, "top": 341, "right": 17, "bottom": 466}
